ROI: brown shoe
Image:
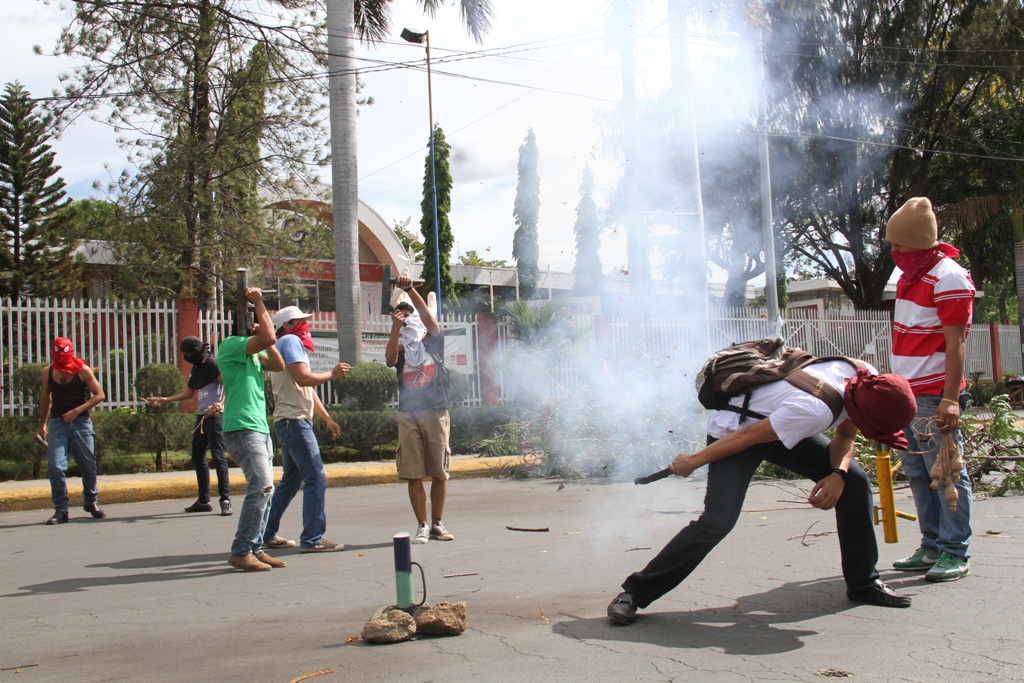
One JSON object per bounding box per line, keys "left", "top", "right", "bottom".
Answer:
{"left": 228, "top": 554, "right": 271, "bottom": 572}
{"left": 255, "top": 552, "right": 287, "bottom": 568}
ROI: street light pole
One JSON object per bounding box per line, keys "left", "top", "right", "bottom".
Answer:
{"left": 402, "top": 28, "right": 443, "bottom": 318}
{"left": 756, "top": 28, "right": 780, "bottom": 329}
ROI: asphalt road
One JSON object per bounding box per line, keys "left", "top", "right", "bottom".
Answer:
{"left": 1, "top": 477, "right": 1021, "bottom": 683}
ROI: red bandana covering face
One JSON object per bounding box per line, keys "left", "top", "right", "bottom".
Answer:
{"left": 282, "top": 320, "right": 315, "bottom": 352}
{"left": 893, "top": 242, "right": 960, "bottom": 296}
{"left": 51, "top": 337, "right": 86, "bottom": 375}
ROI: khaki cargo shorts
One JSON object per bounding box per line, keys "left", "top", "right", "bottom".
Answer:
{"left": 396, "top": 409, "right": 451, "bottom": 481}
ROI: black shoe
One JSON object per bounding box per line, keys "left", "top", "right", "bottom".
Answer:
{"left": 607, "top": 592, "right": 639, "bottom": 625}
{"left": 184, "top": 500, "right": 213, "bottom": 513}
{"left": 847, "top": 580, "right": 911, "bottom": 608}
{"left": 46, "top": 510, "right": 69, "bottom": 525}
{"left": 220, "top": 499, "right": 233, "bottom": 516}
{"left": 84, "top": 504, "right": 107, "bottom": 519}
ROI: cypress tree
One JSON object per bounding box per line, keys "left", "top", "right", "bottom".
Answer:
{"left": 513, "top": 129, "right": 540, "bottom": 299}
{"left": 420, "top": 125, "right": 455, "bottom": 302}
{"left": 572, "top": 166, "right": 604, "bottom": 295}
{"left": 0, "top": 82, "right": 79, "bottom": 299}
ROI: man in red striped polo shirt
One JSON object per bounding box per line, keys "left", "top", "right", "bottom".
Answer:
{"left": 887, "top": 197, "right": 973, "bottom": 583}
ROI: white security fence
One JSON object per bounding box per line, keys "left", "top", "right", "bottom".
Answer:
{"left": 1, "top": 299, "right": 178, "bottom": 415}
{"left": 2, "top": 297, "right": 1019, "bottom": 415}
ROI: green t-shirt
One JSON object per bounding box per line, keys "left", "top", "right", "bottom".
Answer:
{"left": 217, "top": 335, "right": 269, "bottom": 434}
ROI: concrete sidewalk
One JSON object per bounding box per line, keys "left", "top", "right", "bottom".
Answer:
{"left": 0, "top": 454, "right": 527, "bottom": 512}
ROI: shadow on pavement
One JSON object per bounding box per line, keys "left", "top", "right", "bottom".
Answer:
{"left": 0, "top": 511, "right": 208, "bottom": 531}
{"left": 1, "top": 552, "right": 231, "bottom": 597}
{"left": 553, "top": 576, "right": 911, "bottom": 656}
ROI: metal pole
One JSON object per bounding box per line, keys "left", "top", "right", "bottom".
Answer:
{"left": 756, "top": 28, "right": 780, "bottom": 328}
{"left": 426, "top": 32, "right": 442, "bottom": 318}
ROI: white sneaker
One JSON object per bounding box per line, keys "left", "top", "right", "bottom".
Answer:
{"left": 430, "top": 521, "right": 454, "bottom": 541}
{"left": 412, "top": 523, "right": 429, "bottom": 544}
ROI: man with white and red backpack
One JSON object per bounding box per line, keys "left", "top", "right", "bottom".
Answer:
{"left": 607, "top": 340, "right": 918, "bottom": 624}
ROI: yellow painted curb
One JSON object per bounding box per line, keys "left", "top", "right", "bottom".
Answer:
{"left": 0, "top": 455, "right": 534, "bottom": 513}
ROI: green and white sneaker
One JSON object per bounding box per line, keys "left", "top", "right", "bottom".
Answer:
{"left": 893, "top": 547, "right": 940, "bottom": 571}
{"left": 925, "top": 553, "right": 969, "bottom": 582}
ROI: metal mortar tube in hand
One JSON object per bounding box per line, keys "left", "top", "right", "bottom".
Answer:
{"left": 634, "top": 467, "right": 675, "bottom": 485}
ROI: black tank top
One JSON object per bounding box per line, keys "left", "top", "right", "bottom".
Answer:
{"left": 49, "top": 367, "right": 90, "bottom": 419}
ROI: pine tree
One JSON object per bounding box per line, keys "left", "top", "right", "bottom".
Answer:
{"left": 420, "top": 125, "right": 455, "bottom": 303}
{"left": 0, "top": 82, "right": 80, "bottom": 299}
{"left": 513, "top": 129, "right": 541, "bottom": 299}
{"left": 572, "top": 166, "right": 603, "bottom": 295}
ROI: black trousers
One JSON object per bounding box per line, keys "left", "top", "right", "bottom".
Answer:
{"left": 192, "top": 414, "right": 230, "bottom": 503}
{"left": 622, "top": 433, "right": 879, "bottom": 608}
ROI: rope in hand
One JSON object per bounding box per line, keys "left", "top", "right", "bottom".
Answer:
{"left": 911, "top": 416, "right": 964, "bottom": 512}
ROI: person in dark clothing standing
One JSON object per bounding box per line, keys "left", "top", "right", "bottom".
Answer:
{"left": 147, "top": 336, "right": 232, "bottom": 516}
{"left": 37, "top": 337, "right": 106, "bottom": 525}
{"left": 385, "top": 275, "right": 453, "bottom": 545}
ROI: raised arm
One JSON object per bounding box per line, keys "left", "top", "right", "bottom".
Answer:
{"left": 385, "top": 308, "right": 406, "bottom": 367}
{"left": 396, "top": 275, "right": 440, "bottom": 336}
{"left": 147, "top": 387, "right": 196, "bottom": 407}
{"left": 244, "top": 287, "right": 277, "bottom": 356}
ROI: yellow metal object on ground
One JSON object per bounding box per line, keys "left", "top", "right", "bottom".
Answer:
{"left": 873, "top": 450, "right": 917, "bottom": 543}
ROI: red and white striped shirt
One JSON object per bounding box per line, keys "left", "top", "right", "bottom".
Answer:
{"left": 892, "top": 258, "right": 974, "bottom": 396}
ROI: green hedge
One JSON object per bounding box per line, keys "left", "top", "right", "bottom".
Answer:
{"left": 0, "top": 403, "right": 518, "bottom": 479}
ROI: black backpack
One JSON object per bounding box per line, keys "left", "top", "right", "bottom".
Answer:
{"left": 695, "top": 338, "right": 862, "bottom": 423}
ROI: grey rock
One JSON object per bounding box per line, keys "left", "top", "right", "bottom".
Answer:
{"left": 415, "top": 601, "right": 467, "bottom": 636}
{"left": 361, "top": 605, "right": 417, "bottom": 643}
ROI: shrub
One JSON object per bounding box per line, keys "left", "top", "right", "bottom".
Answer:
{"left": 449, "top": 404, "right": 517, "bottom": 454}
{"left": 0, "top": 415, "right": 43, "bottom": 479}
{"left": 134, "top": 363, "right": 185, "bottom": 470}
{"left": 318, "top": 408, "right": 398, "bottom": 459}
{"left": 11, "top": 362, "right": 47, "bottom": 412}
{"left": 135, "top": 362, "right": 184, "bottom": 400}
{"left": 332, "top": 362, "right": 398, "bottom": 411}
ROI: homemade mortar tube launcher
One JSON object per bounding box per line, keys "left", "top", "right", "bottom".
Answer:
{"left": 380, "top": 264, "right": 397, "bottom": 314}
{"left": 874, "top": 446, "right": 917, "bottom": 543}
{"left": 393, "top": 532, "right": 426, "bottom": 615}
{"left": 635, "top": 468, "right": 674, "bottom": 485}
{"left": 235, "top": 268, "right": 277, "bottom": 335}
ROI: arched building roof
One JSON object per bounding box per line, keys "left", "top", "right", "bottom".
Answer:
{"left": 262, "top": 197, "right": 411, "bottom": 272}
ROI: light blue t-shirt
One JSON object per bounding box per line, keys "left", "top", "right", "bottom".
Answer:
{"left": 196, "top": 380, "right": 224, "bottom": 416}
{"left": 277, "top": 334, "right": 309, "bottom": 367}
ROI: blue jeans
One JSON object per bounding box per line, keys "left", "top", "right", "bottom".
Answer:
{"left": 266, "top": 419, "right": 328, "bottom": 547}
{"left": 899, "top": 394, "right": 972, "bottom": 559}
{"left": 623, "top": 433, "right": 880, "bottom": 608}
{"left": 225, "top": 430, "right": 274, "bottom": 557}
{"left": 47, "top": 416, "right": 98, "bottom": 511}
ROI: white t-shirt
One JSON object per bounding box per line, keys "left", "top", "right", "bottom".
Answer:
{"left": 704, "top": 360, "right": 875, "bottom": 449}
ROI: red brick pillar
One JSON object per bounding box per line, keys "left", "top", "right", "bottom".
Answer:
{"left": 990, "top": 322, "right": 1003, "bottom": 382}
{"left": 477, "top": 313, "right": 500, "bottom": 406}
{"left": 176, "top": 298, "right": 200, "bottom": 409}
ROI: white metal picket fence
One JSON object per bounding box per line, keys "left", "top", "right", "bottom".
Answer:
{"left": 3, "top": 297, "right": 1020, "bottom": 414}
{"left": 1, "top": 298, "right": 178, "bottom": 415}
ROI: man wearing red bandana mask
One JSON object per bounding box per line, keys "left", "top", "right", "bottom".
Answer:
{"left": 261, "top": 306, "right": 351, "bottom": 553}
{"left": 38, "top": 338, "right": 107, "bottom": 525}
{"left": 887, "top": 197, "right": 973, "bottom": 583}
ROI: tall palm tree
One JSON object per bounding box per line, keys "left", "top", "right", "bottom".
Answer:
{"left": 327, "top": 0, "right": 494, "bottom": 362}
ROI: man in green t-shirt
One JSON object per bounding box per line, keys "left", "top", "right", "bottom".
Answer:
{"left": 219, "top": 287, "right": 285, "bottom": 572}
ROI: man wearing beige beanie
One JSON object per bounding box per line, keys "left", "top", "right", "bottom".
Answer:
{"left": 886, "top": 197, "right": 973, "bottom": 583}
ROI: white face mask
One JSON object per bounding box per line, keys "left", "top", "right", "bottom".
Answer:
{"left": 400, "top": 310, "right": 430, "bottom": 367}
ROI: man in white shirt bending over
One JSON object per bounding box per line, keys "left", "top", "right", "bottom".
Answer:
{"left": 608, "top": 360, "right": 918, "bottom": 625}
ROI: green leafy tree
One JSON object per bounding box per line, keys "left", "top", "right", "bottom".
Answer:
{"left": 513, "top": 129, "right": 541, "bottom": 299}
{"left": 461, "top": 250, "right": 508, "bottom": 268}
{"left": 48, "top": 2, "right": 328, "bottom": 306}
{"left": 0, "top": 82, "right": 81, "bottom": 299}
{"left": 420, "top": 125, "right": 455, "bottom": 301}
{"left": 572, "top": 166, "right": 604, "bottom": 295}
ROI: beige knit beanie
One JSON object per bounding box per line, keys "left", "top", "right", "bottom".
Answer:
{"left": 885, "top": 197, "right": 938, "bottom": 250}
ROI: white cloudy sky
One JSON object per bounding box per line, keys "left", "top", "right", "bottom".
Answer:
{"left": 2, "top": 0, "right": 752, "bottom": 280}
